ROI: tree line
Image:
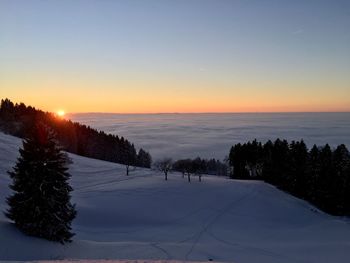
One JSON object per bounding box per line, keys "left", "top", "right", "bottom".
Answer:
{"left": 155, "top": 157, "right": 227, "bottom": 182}
{"left": 0, "top": 98, "right": 151, "bottom": 169}
{"left": 229, "top": 139, "right": 350, "bottom": 215}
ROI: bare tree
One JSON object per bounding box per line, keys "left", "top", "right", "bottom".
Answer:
{"left": 173, "top": 159, "right": 193, "bottom": 182}
{"left": 154, "top": 158, "right": 173, "bottom": 180}
{"left": 187, "top": 171, "right": 191, "bottom": 182}
{"left": 192, "top": 157, "right": 205, "bottom": 182}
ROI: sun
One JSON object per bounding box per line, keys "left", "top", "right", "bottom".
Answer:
{"left": 57, "top": 110, "right": 65, "bottom": 117}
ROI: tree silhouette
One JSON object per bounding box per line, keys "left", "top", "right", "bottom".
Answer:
{"left": 137, "top": 148, "right": 152, "bottom": 168}
{"left": 6, "top": 123, "right": 76, "bottom": 243}
{"left": 154, "top": 158, "right": 173, "bottom": 180}
{"left": 229, "top": 139, "right": 350, "bottom": 215}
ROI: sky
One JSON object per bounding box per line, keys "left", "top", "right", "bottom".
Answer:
{"left": 1, "top": 0, "right": 350, "bottom": 113}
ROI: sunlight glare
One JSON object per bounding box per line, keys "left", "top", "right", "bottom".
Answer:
{"left": 57, "top": 110, "right": 65, "bottom": 117}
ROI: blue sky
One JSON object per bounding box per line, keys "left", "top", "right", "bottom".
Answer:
{"left": 1, "top": 0, "right": 350, "bottom": 112}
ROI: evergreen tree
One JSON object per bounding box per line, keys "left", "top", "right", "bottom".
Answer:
{"left": 6, "top": 123, "right": 76, "bottom": 243}
{"left": 0, "top": 98, "right": 15, "bottom": 119}
{"left": 245, "top": 140, "right": 263, "bottom": 178}
{"left": 331, "top": 144, "right": 350, "bottom": 214}
{"left": 289, "top": 140, "right": 308, "bottom": 197}
{"left": 137, "top": 148, "right": 152, "bottom": 168}
{"left": 345, "top": 157, "right": 350, "bottom": 215}
{"left": 306, "top": 145, "right": 321, "bottom": 202}
{"left": 229, "top": 143, "right": 249, "bottom": 179}
{"left": 261, "top": 140, "right": 274, "bottom": 182}
{"left": 316, "top": 144, "right": 333, "bottom": 211}
{"left": 120, "top": 142, "right": 137, "bottom": 175}
{"left": 265, "top": 139, "right": 290, "bottom": 187}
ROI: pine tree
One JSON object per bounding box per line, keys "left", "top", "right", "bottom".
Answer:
{"left": 229, "top": 143, "right": 249, "bottom": 179}
{"left": 266, "top": 139, "right": 290, "bottom": 187}
{"left": 306, "top": 145, "right": 321, "bottom": 202}
{"left": 316, "top": 144, "right": 333, "bottom": 211}
{"left": 331, "top": 144, "right": 350, "bottom": 214}
{"left": 261, "top": 140, "right": 274, "bottom": 182}
{"left": 6, "top": 123, "right": 76, "bottom": 243}
{"left": 137, "top": 148, "right": 152, "bottom": 168}
{"left": 289, "top": 140, "right": 308, "bottom": 197}
{"left": 120, "top": 142, "right": 137, "bottom": 176}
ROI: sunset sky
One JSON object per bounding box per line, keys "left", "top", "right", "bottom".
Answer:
{"left": 1, "top": 0, "right": 350, "bottom": 113}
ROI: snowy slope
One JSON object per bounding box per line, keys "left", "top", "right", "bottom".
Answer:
{"left": 0, "top": 132, "right": 350, "bottom": 263}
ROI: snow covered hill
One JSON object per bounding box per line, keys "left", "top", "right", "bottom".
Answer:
{"left": 0, "top": 132, "right": 350, "bottom": 263}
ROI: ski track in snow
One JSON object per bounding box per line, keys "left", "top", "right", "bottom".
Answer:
{"left": 183, "top": 187, "right": 255, "bottom": 260}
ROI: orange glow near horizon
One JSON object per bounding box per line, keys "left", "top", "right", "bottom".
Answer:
{"left": 2, "top": 73, "right": 349, "bottom": 114}
{"left": 3, "top": 91, "right": 350, "bottom": 115}
{"left": 2, "top": 55, "right": 350, "bottom": 114}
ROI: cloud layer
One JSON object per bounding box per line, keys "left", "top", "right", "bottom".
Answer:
{"left": 70, "top": 113, "right": 350, "bottom": 160}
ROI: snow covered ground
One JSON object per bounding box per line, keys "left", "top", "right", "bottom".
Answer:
{"left": 0, "top": 132, "right": 350, "bottom": 263}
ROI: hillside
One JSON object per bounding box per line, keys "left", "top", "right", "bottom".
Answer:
{"left": 0, "top": 132, "right": 350, "bottom": 263}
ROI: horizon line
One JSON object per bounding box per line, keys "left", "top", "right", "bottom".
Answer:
{"left": 67, "top": 111, "right": 350, "bottom": 115}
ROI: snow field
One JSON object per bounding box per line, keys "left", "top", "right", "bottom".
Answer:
{"left": 0, "top": 132, "right": 349, "bottom": 262}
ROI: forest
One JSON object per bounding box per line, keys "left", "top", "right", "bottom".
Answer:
{"left": 0, "top": 98, "right": 151, "bottom": 168}
{"left": 229, "top": 139, "right": 350, "bottom": 215}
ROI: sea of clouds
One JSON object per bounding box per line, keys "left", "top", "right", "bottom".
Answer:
{"left": 69, "top": 113, "right": 350, "bottom": 161}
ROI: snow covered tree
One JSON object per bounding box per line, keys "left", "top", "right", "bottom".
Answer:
{"left": 154, "top": 158, "right": 173, "bottom": 180}
{"left": 5, "top": 123, "right": 76, "bottom": 243}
